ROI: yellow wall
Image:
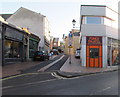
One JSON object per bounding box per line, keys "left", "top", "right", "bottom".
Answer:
{"left": 64, "top": 32, "right": 80, "bottom": 55}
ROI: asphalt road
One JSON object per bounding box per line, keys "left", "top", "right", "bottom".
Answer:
{"left": 21, "top": 54, "right": 67, "bottom": 73}
{"left": 2, "top": 54, "right": 69, "bottom": 91}
{"left": 2, "top": 71, "right": 118, "bottom": 95}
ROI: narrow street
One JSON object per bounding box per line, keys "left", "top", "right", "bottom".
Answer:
{"left": 2, "top": 54, "right": 68, "bottom": 90}
{"left": 2, "top": 53, "right": 118, "bottom": 95}
{"left": 1, "top": 2, "right": 119, "bottom": 96}
{"left": 2, "top": 70, "right": 118, "bottom": 95}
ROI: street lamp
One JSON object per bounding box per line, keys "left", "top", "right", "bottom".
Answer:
{"left": 72, "top": 19, "right": 76, "bottom": 28}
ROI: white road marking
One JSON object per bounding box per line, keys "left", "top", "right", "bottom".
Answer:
{"left": 90, "top": 87, "right": 111, "bottom": 95}
{"left": 38, "top": 55, "right": 65, "bottom": 72}
{"left": 51, "top": 72, "right": 67, "bottom": 79}
{"left": 2, "top": 86, "right": 13, "bottom": 89}
{"left": 2, "top": 78, "right": 57, "bottom": 90}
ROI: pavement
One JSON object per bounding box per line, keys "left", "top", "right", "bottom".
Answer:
{"left": 1, "top": 55, "right": 57, "bottom": 78}
{"left": 1, "top": 54, "right": 118, "bottom": 79}
{"left": 57, "top": 55, "right": 118, "bottom": 78}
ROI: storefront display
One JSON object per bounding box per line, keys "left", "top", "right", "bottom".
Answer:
{"left": 2, "top": 23, "right": 28, "bottom": 65}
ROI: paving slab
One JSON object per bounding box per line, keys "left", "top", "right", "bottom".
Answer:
{"left": 2, "top": 55, "right": 58, "bottom": 78}
{"left": 58, "top": 55, "right": 118, "bottom": 78}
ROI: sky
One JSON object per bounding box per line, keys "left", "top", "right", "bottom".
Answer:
{"left": 0, "top": 0, "right": 119, "bottom": 41}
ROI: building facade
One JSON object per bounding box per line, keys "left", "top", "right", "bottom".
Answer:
{"left": 63, "top": 29, "right": 80, "bottom": 55}
{"left": 6, "top": 7, "right": 50, "bottom": 52}
{"left": 0, "top": 16, "right": 29, "bottom": 65}
{"left": 52, "top": 38, "right": 60, "bottom": 49}
{"left": 80, "top": 5, "right": 120, "bottom": 68}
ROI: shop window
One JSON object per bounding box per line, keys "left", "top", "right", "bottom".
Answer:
{"left": 90, "top": 48, "right": 99, "bottom": 58}
{"left": 29, "top": 39, "right": 38, "bottom": 58}
{"left": 4, "top": 40, "right": 22, "bottom": 58}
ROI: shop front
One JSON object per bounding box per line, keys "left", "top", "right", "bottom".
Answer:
{"left": 29, "top": 34, "right": 40, "bottom": 59}
{"left": 107, "top": 38, "right": 119, "bottom": 66}
{"left": 2, "top": 23, "right": 28, "bottom": 65}
{"left": 86, "top": 36, "right": 102, "bottom": 68}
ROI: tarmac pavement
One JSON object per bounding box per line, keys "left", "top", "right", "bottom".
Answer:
{"left": 2, "top": 54, "right": 118, "bottom": 79}
{"left": 57, "top": 55, "right": 118, "bottom": 78}
{"left": 2, "top": 55, "right": 57, "bottom": 78}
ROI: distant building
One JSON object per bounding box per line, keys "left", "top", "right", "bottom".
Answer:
{"left": 63, "top": 36, "right": 68, "bottom": 54}
{"left": 63, "top": 29, "right": 80, "bottom": 55}
{"left": 80, "top": 5, "right": 120, "bottom": 68}
{"left": 6, "top": 7, "right": 51, "bottom": 52}
{"left": 50, "top": 36, "right": 54, "bottom": 50}
{"left": 52, "top": 38, "right": 60, "bottom": 49}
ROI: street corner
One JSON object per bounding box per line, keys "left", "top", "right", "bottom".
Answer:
{"left": 56, "top": 70, "right": 84, "bottom": 78}
{"left": 56, "top": 66, "right": 119, "bottom": 78}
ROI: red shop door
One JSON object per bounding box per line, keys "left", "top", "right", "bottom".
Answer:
{"left": 86, "top": 46, "right": 102, "bottom": 68}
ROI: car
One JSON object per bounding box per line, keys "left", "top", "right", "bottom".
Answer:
{"left": 75, "top": 49, "right": 80, "bottom": 58}
{"left": 34, "top": 51, "right": 49, "bottom": 61}
{"left": 52, "top": 49, "right": 59, "bottom": 55}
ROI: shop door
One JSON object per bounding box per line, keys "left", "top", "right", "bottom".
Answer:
{"left": 86, "top": 46, "right": 102, "bottom": 68}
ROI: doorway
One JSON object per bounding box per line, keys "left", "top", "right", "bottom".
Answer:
{"left": 86, "top": 45, "right": 102, "bottom": 68}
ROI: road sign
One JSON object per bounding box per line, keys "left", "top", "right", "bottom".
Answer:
{"left": 69, "top": 33, "right": 73, "bottom": 38}
{"left": 68, "top": 45, "right": 73, "bottom": 48}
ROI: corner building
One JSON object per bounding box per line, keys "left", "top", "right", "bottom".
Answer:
{"left": 80, "top": 5, "right": 120, "bottom": 68}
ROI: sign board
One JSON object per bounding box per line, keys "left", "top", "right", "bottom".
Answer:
{"left": 69, "top": 33, "right": 73, "bottom": 38}
{"left": 86, "top": 36, "right": 102, "bottom": 45}
{"left": 68, "top": 45, "right": 73, "bottom": 48}
{"left": 68, "top": 32, "right": 73, "bottom": 47}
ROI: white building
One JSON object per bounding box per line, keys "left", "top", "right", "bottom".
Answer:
{"left": 80, "top": 5, "right": 119, "bottom": 68}
{"left": 6, "top": 7, "right": 51, "bottom": 52}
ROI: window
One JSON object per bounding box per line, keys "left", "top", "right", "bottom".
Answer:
{"left": 4, "top": 40, "right": 22, "bottom": 58}
{"left": 90, "top": 48, "right": 99, "bottom": 58}
{"left": 86, "top": 17, "right": 103, "bottom": 24}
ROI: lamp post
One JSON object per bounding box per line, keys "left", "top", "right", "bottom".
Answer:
{"left": 72, "top": 19, "right": 76, "bottom": 28}
{"left": 68, "top": 19, "right": 76, "bottom": 64}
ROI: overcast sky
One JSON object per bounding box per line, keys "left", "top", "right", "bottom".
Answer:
{"left": 0, "top": 0, "right": 119, "bottom": 41}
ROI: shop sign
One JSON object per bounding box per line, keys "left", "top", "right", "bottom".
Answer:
{"left": 86, "top": 36, "right": 102, "bottom": 45}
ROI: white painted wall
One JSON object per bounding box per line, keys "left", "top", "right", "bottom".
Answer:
{"left": 102, "top": 36, "right": 108, "bottom": 68}
{"left": 81, "top": 36, "right": 86, "bottom": 67}
{"left": 106, "top": 26, "right": 118, "bottom": 39}
{"left": 81, "top": 24, "right": 106, "bottom": 36}
{"left": 6, "top": 7, "right": 50, "bottom": 50}
{"left": 81, "top": 6, "right": 106, "bottom": 16}
{"left": 106, "top": 7, "right": 118, "bottom": 29}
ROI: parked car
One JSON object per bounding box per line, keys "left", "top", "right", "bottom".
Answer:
{"left": 52, "top": 49, "right": 59, "bottom": 55}
{"left": 75, "top": 49, "right": 80, "bottom": 58}
{"left": 34, "top": 51, "right": 49, "bottom": 61}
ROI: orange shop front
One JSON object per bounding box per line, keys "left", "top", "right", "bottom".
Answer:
{"left": 86, "top": 36, "right": 102, "bottom": 68}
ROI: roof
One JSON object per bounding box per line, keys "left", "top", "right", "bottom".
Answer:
{"left": 6, "top": 7, "right": 45, "bottom": 22}
{"left": 81, "top": 5, "right": 106, "bottom": 7}
{"left": 0, "top": 14, "right": 12, "bottom": 20}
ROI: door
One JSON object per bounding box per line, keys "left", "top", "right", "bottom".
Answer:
{"left": 86, "top": 46, "right": 102, "bottom": 68}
